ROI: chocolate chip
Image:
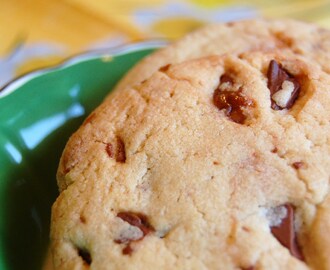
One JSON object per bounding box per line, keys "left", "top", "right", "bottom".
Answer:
{"left": 115, "top": 137, "right": 126, "bottom": 163}
{"left": 159, "top": 64, "right": 171, "bottom": 72}
{"left": 220, "top": 74, "right": 234, "bottom": 84}
{"left": 267, "top": 60, "right": 289, "bottom": 96}
{"left": 292, "top": 161, "right": 305, "bottom": 169}
{"left": 122, "top": 244, "right": 134, "bottom": 255}
{"left": 80, "top": 214, "right": 87, "bottom": 224}
{"left": 114, "top": 238, "right": 128, "bottom": 244}
{"left": 78, "top": 248, "right": 92, "bottom": 265}
{"left": 106, "top": 143, "right": 114, "bottom": 158}
{"left": 117, "top": 212, "right": 154, "bottom": 236}
{"left": 283, "top": 80, "right": 300, "bottom": 109}
{"left": 241, "top": 267, "right": 255, "bottom": 270}
{"left": 105, "top": 137, "right": 126, "bottom": 163}
{"left": 270, "top": 204, "right": 304, "bottom": 260}
{"left": 267, "top": 60, "right": 300, "bottom": 110}
{"left": 242, "top": 226, "right": 251, "bottom": 232}
{"left": 118, "top": 212, "right": 143, "bottom": 227}
{"left": 116, "top": 212, "right": 154, "bottom": 255}
{"left": 271, "top": 147, "right": 278, "bottom": 153}
{"left": 213, "top": 77, "right": 254, "bottom": 124}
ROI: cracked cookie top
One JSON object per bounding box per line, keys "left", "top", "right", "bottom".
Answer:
{"left": 51, "top": 51, "right": 330, "bottom": 270}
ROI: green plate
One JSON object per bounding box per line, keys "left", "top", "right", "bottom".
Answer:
{"left": 0, "top": 41, "right": 164, "bottom": 270}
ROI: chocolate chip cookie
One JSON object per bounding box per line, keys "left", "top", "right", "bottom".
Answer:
{"left": 51, "top": 47, "right": 330, "bottom": 269}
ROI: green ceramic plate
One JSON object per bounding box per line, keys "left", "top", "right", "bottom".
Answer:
{"left": 0, "top": 41, "right": 164, "bottom": 270}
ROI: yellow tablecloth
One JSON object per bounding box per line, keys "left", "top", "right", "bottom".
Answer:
{"left": 1, "top": 0, "right": 330, "bottom": 87}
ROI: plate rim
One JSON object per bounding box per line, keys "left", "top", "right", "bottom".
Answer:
{"left": 0, "top": 40, "right": 167, "bottom": 99}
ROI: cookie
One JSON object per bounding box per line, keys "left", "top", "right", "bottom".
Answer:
{"left": 113, "top": 19, "right": 330, "bottom": 94}
{"left": 51, "top": 48, "right": 330, "bottom": 269}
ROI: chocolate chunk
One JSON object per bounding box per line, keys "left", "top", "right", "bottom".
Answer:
{"left": 213, "top": 79, "right": 254, "bottom": 124}
{"left": 116, "top": 212, "right": 154, "bottom": 255}
{"left": 241, "top": 267, "right": 255, "bottom": 270}
{"left": 78, "top": 248, "right": 92, "bottom": 265}
{"left": 270, "top": 204, "right": 304, "bottom": 260}
{"left": 267, "top": 60, "right": 300, "bottom": 110}
{"left": 105, "top": 137, "right": 126, "bottom": 163}
{"left": 292, "top": 161, "right": 305, "bottom": 169}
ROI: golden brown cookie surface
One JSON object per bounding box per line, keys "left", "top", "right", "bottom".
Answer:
{"left": 51, "top": 48, "right": 330, "bottom": 269}
{"left": 114, "top": 19, "right": 330, "bottom": 94}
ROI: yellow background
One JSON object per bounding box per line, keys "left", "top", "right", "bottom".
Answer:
{"left": 1, "top": 0, "right": 330, "bottom": 85}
